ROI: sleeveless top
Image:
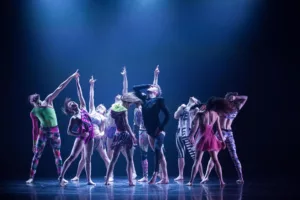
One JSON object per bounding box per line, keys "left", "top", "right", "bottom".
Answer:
{"left": 177, "top": 108, "right": 192, "bottom": 137}
{"left": 110, "top": 103, "right": 127, "bottom": 132}
{"left": 31, "top": 107, "right": 58, "bottom": 127}
{"left": 79, "top": 109, "right": 94, "bottom": 143}
{"left": 90, "top": 112, "right": 105, "bottom": 137}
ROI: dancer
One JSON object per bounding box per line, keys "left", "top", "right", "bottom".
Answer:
{"left": 104, "top": 93, "right": 140, "bottom": 186}
{"left": 134, "top": 66, "right": 160, "bottom": 182}
{"left": 59, "top": 75, "right": 95, "bottom": 186}
{"left": 105, "top": 67, "right": 137, "bottom": 180}
{"left": 133, "top": 74, "right": 170, "bottom": 184}
{"left": 187, "top": 97, "right": 230, "bottom": 186}
{"left": 174, "top": 97, "right": 203, "bottom": 181}
{"left": 71, "top": 76, "right": 112, "bottom": 182}
{"left": 26, "top": 70, "right": 79, "bottom": 184}
{"left": 201, "top": 93, "right": 247, "bottom": 184}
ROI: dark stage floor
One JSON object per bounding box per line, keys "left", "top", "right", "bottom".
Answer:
{"left": 0, "top": 177, "right": 298, "bottom": 200}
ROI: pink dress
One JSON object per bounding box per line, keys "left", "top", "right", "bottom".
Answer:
{"left": 196, "top": 124, "right": 223, "bottom": 151}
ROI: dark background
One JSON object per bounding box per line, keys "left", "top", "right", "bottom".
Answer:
{"left": 3, "top": 0, "right": 298, "bottom": 182}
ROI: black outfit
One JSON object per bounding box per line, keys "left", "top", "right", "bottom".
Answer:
{"left": 133, "top": 84, "right": 170, "bottom": 172}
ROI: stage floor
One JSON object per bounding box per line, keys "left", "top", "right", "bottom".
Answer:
{"left": 0, "top": 177, "right": 298, "bottom": 200}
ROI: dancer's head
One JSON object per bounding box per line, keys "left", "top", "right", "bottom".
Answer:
{"left": 206, "top": 96, "right": 233, "bottom": 114}
{"left": 147, "top": 85, "right": 162, "bottom": 99}
{"left": 121, "top": 92, "right": 142, "bottom": 108}
{"left": 28, "top": 93, "right": 41, "bottom": 106}
{"left": 96, "top": 104, "right": 106, "bottom": 114}
{"left": 187, "top": 96, "right": 200, "bottom": 107}
{"left": 62, "top": 98, "right": 79, "bottom": 115}
{"left": 225, "top": 92, "right": 238, "bottom": 102}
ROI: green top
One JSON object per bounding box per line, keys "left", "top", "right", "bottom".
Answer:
{"left": 31, "top": 107, "right": 58, "bottom": 127}
{"left": 111, "top": 103, "right": 127, "bottom": 112}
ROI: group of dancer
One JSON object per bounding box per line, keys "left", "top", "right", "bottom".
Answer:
{"left": 26, "top": 66, "right": 247, "bottom": 187}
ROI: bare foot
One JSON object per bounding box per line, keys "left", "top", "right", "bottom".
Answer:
{"left": 157, "top": 179, "right": 169, "bottom": 184}
{"left": 200, "top": 177, "right": 209, "bottom": 184}
{"left": 129, "top": 182, "right": 135, "bottom": 186}
{"left": 174, "top": 176, "right": 184, "bottom": 181}
{"left": 186, "top": 182, "right": 193, "bottom": 186}
{"left": 108, "top": 176, "right": 114, "bottom": 182}
{"left": 59, "top": 178, "right": 68, "bottom": 187}
{"left": 148, "top": 173, "right": 158, "bottom": 184}
{"left": 26, "top": 178, "right": 34, "bottom": 184}
{"left": 87, "top": 180, "right": 96, "bottom": 185}
{"left": 138, "top": 177, "right": 148, "bottom": 182}
{"left": 220, "top": 181, "right": 226, "bottom": 187}
{"left": 236, "top": 179, "right": 244, "bottom": 184}
{"left": 71, "top": 176, "right": 79, "bottom": 181}
{"left": 133, "top": 173, "right": 137, "bottom": 179}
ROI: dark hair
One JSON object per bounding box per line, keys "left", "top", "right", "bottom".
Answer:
{"left": 206, "top": 96, "right": 233, "bottom": 114}
{"left": 62, "top": 98, "right": 75, "bottom": 115}
{"left": 28, "top": 94, "right": 40, "bottom": 105}
{"left": 225, "top": 92, "right": 238, "bottom": 99}
{"left": 190, "top": 102, "right": 205, "bottom": 111}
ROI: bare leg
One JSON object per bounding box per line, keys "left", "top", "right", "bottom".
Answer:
{"left": 71, "top": 151, "right": 84, "bottom": 181}
{"left": 59, "top": 138, "right": 85, "bottom": 186}
{"left": 121, "top": 150, "right": 137, "bottom": 179}
{"left": 174, "top": 158, "right": 185, "bottom": 181}
{"left": 97, "top": 142, "right": 112, "bottom": 181}
{"left": 156, "top": 151, "right": 169, "bottom": 184}
{"left": 208, "top": 151, "right": 225, "bottom": 186}
{"left": 107, "top": 137, "right": 114, "bottom": 160}
{"left": 124, "top": 146, "right": 135, "bottom": 186}
{"left": 105, "top": 146, "right": 121, "bottom": 185}
{"left": 187, "top": 150, "right": 204, "bottom": 186}
{"left": 84, "top": 138, "right": 95, "bottom": 185}
{"left": 138, "top": 131, "right": 149, "bottom": 182}
{"left": 201, "top": 155, "right": 216, "bottom": 183}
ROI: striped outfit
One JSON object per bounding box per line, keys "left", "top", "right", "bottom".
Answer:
{"left": 175, "top": 108, "right": 196, "bottom": 159}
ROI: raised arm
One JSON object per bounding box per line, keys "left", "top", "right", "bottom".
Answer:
{"left": 89, "top": 76, "right": 96, "bottom": 113}
{"left": 153, "top": 65, "right": 159, "bottom": 85}
{"left": 30, "top": 112, "right": 39, "bottom": 152}
{"left": 45, "top": 70, "right": 79, "bottom": 103}
{"left": 67, "top": 117, "right": 80, "bottom": 136}
{"left": 75, "top": 76, "right": 86, "bottom": 110}
{"left": 132, "top": 84, "right": 151, "bottom": 101}
{"left": 174, "top": 104, "right": 186, "bottom": 119}
{"left": 158, "top": 98, "right": 170, "bottom": 131}
{"left": 121, "top": 66, "right": 128, "bottom": 94}
{"left": 235, "top": 95, "right": 248, "bottom": 110}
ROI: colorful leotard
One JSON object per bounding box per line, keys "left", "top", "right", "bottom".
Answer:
{"left": 79, "top": 109, "right": 94, "bottom": 143}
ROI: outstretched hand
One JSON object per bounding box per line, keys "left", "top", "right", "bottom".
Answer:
{"left": 121, "top": 66, "right": 127, "bottom": 76}
{"left": 89, "top": 75, "right": 96, "bottom": 84}
{"left": 154, "top": 65, "right": 160, "bottom": 75}
{"left": 72, "top": 69, "right": 79, "bottom": 78}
